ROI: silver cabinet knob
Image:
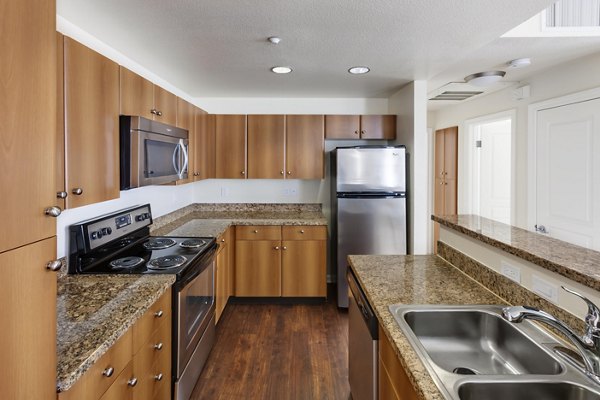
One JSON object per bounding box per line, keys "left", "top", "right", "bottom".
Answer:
{"left": 280, "top": 170, "right": 284, "bottom": 175}
{"left": 287, "top": 171, "right": 291, "bottom": 175}
{"left": 253, "top": 229, "right": 258, "bottom": 233}
{"left": 154, "top": 373, "right": 163, "bottom": 382}
{"left": 274, "top": 246, "right": 280, "bottom": 250}
{"left": 72, "top": 188, "right": 83, "bottom": 195}
{"left": 282, "top": 246, "right": 287, "bottom": 250}
{"left": 44, "top": 206, "right": 62, "bottom": 217}
{"left": 354, "top": 130, "right": 359, "bottom": 135}
{"left": 102, "top": 367, "right": 114, "bottom": 377}
{"left": 150, "top": 109, "right": 157, "bottom": 115}
{"left": 300, "top": 229, "right": 305, "bottom": 234}
{"left": 46, "top": 260, "right": 62, "bottom": 272}
{"left": 127, "top": 377, "right": 137, "bottom": 387}
{"left": 221, "top": 238, "right": 225, "bottom": 242}
{"left": 241, "top": 171, "right": 245, "bottom": 175}
{"left": 154, "top": 342, "right": 163, "bottom": 351}
{"left": 156, "top": 110, "right": 163, "bottom": 116}
{"left": 154, "top": 310, "right": 163, "bottom": 318}
{"left": 57, "top": 191, "right": 68, "bottom": 199}
{"left": 361, "top": 130, "right": 365, "bottom": 135}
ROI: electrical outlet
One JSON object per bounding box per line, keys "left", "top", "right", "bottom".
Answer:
{"left": 532, "top": 275, "right": 559, "bottom": 303}
{"left": 283, "top": 188, "right": 298, "bottom": 196}
{"left": 500, "top": 261, "right": 521, "bottom": 283}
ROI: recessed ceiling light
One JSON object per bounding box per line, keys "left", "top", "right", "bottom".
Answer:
{"left": 268, "top": 37, "right": 281, "bottom": 45}
{"left": 348, "top": 66, "right": 370, "bottom": 75}
{"left": 271, "top": 66, "right": 292, "bottom": 74}
{"left": 464, "top": 71, "right": 506, "bottom": 87}
{"left": 507, "top": 58, "right": 531, "bottom": 69}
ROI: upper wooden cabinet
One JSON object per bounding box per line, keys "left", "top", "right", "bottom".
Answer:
{"left": 1, "top": 0, "right": 58, "bottom": 253}
{"left": 247, "top": 115, "right": 285, "bottom": 179}
{"left": 192, "top": 110, "right": 216, "bottom": 180}
{"left": 64, "top": 37, "right": 120, "bottom": 209}
{"left": 177, "top": 98, "right": 195, "bottom": 131}
{"left": 325, "top": 114, "right": 396, "bottom": 139}
{"left": 119, "top": 67, "right": 177, "bottom": 125}
{"left": 286, "top": 115, "right": 324, "bottom": 179}
{"left": 215, "top": 114, "right": 247, "bottom": 179}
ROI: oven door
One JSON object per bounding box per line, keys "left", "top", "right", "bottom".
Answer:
{"left": 176, "top": 259, "right": 214, "bottom": 376}
{"left": 133, "top": 130, "right": 188, "bottom": 187}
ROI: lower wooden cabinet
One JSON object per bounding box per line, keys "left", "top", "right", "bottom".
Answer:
{"left": 234, "top": 225, "right": 327, "bottom": 298}
{"left": 59, "top": 289, "right": 172, "bottom": 400}
{"left": 379, "top": 326, "right": 418, "bottom": 400}
{"left": 216, "top": 227, "right": 234, "bottom": 322}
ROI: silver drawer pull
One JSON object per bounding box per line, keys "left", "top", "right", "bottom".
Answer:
{"left": 253, "top": 229, "right": 258, "bottom": 233}
{"left": 154, "top": 310, "right": 163, "bottom": 318}
{"left": 102, "top": 367, "right": 114, "bottom": 377}
{"left": 154, "top": 342, "right": 163, "bottom": 351}
{"left": 300, "top": 229, "right": 305, "bottom": 234}
{"left": 46, "top": 260, "right": 62, "bottom": 272}
{"left": 128, "top": 377, "right": 137, "bottom": 387}
{"left": 154, "top": 373, "right": 163, "bottom": 382}
{"left": 44, "top": 206, "right": 62, "bottom": 217}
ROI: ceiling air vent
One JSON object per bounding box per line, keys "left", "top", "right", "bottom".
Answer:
{"left": 545, "top": 0, "right": 600, "bottom": 27}
{"left": 429, "top": 90, "right": 483, "bottom": 101}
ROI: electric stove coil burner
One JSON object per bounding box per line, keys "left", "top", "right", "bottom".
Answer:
{"left": 147, "top": 255, "right": 187, "bottom": 270}
{"left": 109, "top": 256, "right": 145, "bottom": 270}
{"left": 179, "top": 239, "right": 207, "bottom": 249}
{"left": 143, "top": 238, "right": 176, "bottom": 250}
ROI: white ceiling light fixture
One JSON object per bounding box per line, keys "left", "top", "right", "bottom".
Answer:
{"left": 507, "top": 58, "right": 531, "bottom": 69}
{"left": 348, "top": 66, "right": 370, "bottom": 75}
{"left": 268, "top": 36, "right": 281, "bottom": 44}
{"left": 464, "top": 70, "right": 506, "bottom": 87}
{"left": 271, "top": 66, "right": 292, "bottom": 74}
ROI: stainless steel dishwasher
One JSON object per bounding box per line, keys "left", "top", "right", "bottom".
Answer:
{"left": 348, "top": 268, "right": 379, "bottom": 400}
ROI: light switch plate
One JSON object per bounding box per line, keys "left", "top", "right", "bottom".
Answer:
{"left": 500, "top": 261, "right": 521, "bottom": 283}
{"left": 532, "top": 275, "right": 559, "bottom": 303}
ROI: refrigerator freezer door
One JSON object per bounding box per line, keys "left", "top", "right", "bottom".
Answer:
{"left": 336, "top": 147, "right": 406, "bottom": 193}
{"left": 337, "top": 196, "right": 407, "bottom": 307}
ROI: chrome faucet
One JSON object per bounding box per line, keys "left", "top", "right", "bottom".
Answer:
{"left": 502, "top": 286, "right": 600, "bottom": 384}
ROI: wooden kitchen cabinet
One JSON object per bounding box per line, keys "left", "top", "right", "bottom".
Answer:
{"left": 192, "top": 111, "right": 216, "bottom": 180}
{"left": 64, "top": 37, "right": 120, "bottom": 209}
{"left": 216, "top": 227, "right": 235, "bottom": 322}
{"left": 433, "top": 126, "right": 458, "bottom": 252}
{"left": 119, "top": 66, "right": 177, "bottom": 126}
{"left": 379, "top": 326, "right": 419, "bottom": 400}
{"left": 285, "top": 115, "right": 325, "bottom": 179}
{"left": 247, "top": 115, "right": 286, "bottom": 179}
{"left": 215, "top": 114, "right": 247, "bottom": 179}
{"left": 325, "top": 114, "right": 396, "bottom": 140}
{"left": 1, "top": 0, "right": 58, "bottom": 253}
{"left": 235, "top": 239, "right": 282, "bottom": 297}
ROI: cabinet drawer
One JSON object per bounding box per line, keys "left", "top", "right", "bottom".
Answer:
{"left": 99, "top": 361, "right": 135, "bottom": 400}
{"left": 132, "top": 288, "right": 171, "bottom": 353}
{"left": 59, "top": 330, "right": 132, "bottom": 400}
{"left": 236, "top": 225, "right": 281, "bottom": 241}
{"left": 133, "top": 320, "right": 171, "bottom": 400}
{"left": 282, "top": 225, "right": 327, "bottom": 241}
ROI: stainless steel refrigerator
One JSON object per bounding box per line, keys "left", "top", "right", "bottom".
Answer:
{"left": 331, "top": 146, "right": 407, "bottom": 308}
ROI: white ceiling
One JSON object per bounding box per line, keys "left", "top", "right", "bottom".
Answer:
{"left": 57, "top": 0, "right": 557, "bottom": 98}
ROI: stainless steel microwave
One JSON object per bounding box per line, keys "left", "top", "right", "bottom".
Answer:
{"left": 120, "top": 116, "right": 189, "bottom": 189}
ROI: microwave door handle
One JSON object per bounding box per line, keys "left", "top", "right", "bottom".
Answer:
{"left": 180, "top": 142, "right": 189, "bottom": 175}
{"left": 172, "top": 145, "right": 180, "bottom": 175}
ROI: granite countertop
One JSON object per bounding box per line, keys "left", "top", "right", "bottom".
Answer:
{"left": 152, "top": 210, "right": 327, "bottom": 237}
{"left": 433, "top": 214, "right": 600, "bottom": 292}
{"left": 56, "top": 274, "right": 175, "bottom": 392}
{"left": 348, "top": 255, "right": 505, "bottom": 400}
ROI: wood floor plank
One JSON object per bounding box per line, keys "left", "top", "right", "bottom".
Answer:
{"left": 190, "top": 291, "right": 350, "bottom": 400}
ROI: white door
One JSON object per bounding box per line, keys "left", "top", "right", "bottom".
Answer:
{"left": 536, "top": 97, "right": 600, "bottom": 250}
{"left": 477, "top": 119, "right": 512, "bottom": 224}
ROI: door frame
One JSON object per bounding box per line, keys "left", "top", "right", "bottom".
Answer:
{"left": 462, "top": 109, "right": 517, "bottom": 224}
{"left": 527, "top": 86, "right": 600, "bottom": 232}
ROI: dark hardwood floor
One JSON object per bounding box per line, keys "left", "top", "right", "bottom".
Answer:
{"left": 190, "top": 291, "right": 350, "bottom": 400}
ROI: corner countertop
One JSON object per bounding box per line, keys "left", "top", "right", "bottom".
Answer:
{"left": 433, "top": 214, "right": 600, "bottom": 292}
{"left": 56, "top": 274, "right": 175, "bottom": 392}
{"left": 348, "top": 255, "right": 505, "bottom": 400}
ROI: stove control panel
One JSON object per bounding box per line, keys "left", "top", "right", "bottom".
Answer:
{"left": 70, "top": 204, "right": 153, "bottom": 252}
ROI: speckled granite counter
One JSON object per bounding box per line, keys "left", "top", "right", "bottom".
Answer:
{"left": 433, "top": 214, "right": 600, "bottom": 292}
{"left": 56, "top": 274, "right": 175, "bottom": 392}
{"left": 348, "top": 255, "right": 505, "bottom": 400}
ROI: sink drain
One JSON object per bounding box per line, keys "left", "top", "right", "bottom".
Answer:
{"left": 452, "top": 367, "right": 478, "bottom": 375}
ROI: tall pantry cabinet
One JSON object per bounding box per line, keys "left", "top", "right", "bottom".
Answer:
{"left": 433, "top": 126, "right": 458, "bottom": 252}
{"left": 0, "top": 0, "right": 61, "bottom": 399}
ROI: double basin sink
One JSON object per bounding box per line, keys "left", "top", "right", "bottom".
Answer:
{"left": 389, "top": 305, "right": 600, "bottom": 400}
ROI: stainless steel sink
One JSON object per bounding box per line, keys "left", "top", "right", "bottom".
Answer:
{"left": 388, "top": 305, "right": 600, "bottom": 400}
{"left": 458, "top": 381, "right": 600, "bottom": 400}
{"left": 403, "top": 309, "right": 562, "bottom": 375}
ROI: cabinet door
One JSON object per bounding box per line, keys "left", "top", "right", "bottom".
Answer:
{"left": 64, "top": 37, "right": 120, "bottom": 209}
{"left": 282, "top": 240, "right": 326, "bottom": 297}
{"left": 176, "top": 98, "right": 194, "bottom": 130}
{"left": 215, "top": 244, "right": 227, "bottom": 323}
{"left": 443, "top": 127, "right": 458, "bottom": 215}
{"left": 215, "top": 114, "right": 247, "bottom": 179}
{"left": 225, "top": 227, "right": 235, "bottom": 299}
{"left": 1, "top": 0, "right": 57, "bottom": 252}
{"left": 325, "top": 115, "right": 360, "bottom": 139}
{"left": 119, "top": 67, "right": 154, "bottom": 119}
{"left": 0, "top": 237, "right": 57, "bottom": 400}
{"left": 361, "top": 115, "right": 396, "bottom": 139}
{"left": 235, "top": 240, "right": 281, "bottom": 296}
{"left": 286, "top": 115, "right": 324, "bottom": 179}
{"left": 193, "top": 111, "right": 216, "bottom": 180}
{"left": 247, "top": 115, "right": 285, "bottom": 179}
{"left": 153, "top": 85, "right": 177, "bottom": 126}
{"left": 56, "top": 33, "right": 66, "bottom": 211}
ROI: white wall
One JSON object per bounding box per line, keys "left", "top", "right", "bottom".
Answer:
{"left": 431, "top": 51, "right": 600, "bottom": 229}
{"left": 389, "top": 81, "right": 431, "bottom": 254}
